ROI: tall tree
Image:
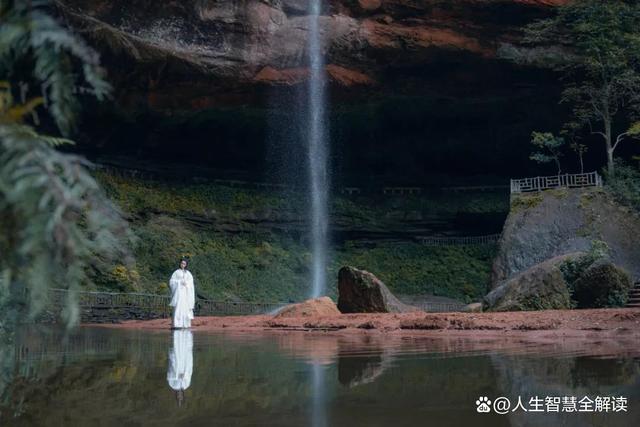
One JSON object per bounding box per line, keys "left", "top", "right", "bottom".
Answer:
{"left": 0, "top": 0, "right": 130, "bottom": 329}
{"left": 501, "top": 0, "right": 640, "bottom": 176}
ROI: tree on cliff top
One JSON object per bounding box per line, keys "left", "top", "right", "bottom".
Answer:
{"left": 530, "top": 131, "right": 565, "bottom": 174}
{"left": 0, "top": 0, "right": 131, "bottom": 330}
{"left": 500, "top": 0, "right": 640, "bottom": 176}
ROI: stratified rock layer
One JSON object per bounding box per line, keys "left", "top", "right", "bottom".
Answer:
{"left": 56, "top": 0, "right": 567, "bottom": 110}
{"left": 338, "top": 266, "right": 416, "bottom": 313}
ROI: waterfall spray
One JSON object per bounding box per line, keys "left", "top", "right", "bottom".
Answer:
{"left": 307, "top": 0, "right": 329, "bottom": 298}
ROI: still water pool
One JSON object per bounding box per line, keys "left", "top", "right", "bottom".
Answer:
{"left": 1, "top": 327, "right": 638, "bottom": 426}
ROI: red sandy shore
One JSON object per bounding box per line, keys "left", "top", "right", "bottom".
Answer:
{"left": 91, "top": 308, "right": 640, "bottom": 339}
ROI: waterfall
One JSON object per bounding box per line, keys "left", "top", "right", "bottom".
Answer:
{"left": 307, "top": 0, "right": 329, "bottom": 299}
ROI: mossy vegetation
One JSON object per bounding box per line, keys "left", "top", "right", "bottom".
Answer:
{"left": 510, "top": 192, "right": 543, "bottom": 212}
{"left": 548, "top": 187, "right": 569, "bottom": 199}
{"left": 95, "top": 171, "right": 501, "bottom": 302}
{"left": 331, "top": 243, "right": 494, "bottom": 303}
{"left": 514, "top": 291, "right": 571, "bottom": 311}
{"left": 558, "top": 241, "right": 631, "bottom": 308}
{"left": 604, "top": 161, "right": 640, "bottom": 213}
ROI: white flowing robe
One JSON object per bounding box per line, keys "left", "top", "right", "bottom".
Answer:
{"left": 167, "top": 329, "right": 193, "bottom": 391}
{"left": 169, "top": 268, "right": 195, "bottom": 328}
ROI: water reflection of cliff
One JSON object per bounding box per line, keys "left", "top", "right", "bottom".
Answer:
{"left": 1, "top": 328, "right": 639, "bottom": 426}
{"left": 491, "top": 354, "right": 640, "bottom": 427}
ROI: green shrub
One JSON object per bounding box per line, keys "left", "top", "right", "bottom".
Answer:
{"left": 604, "top": 160, "right": 640, "bottom": 212}
{"left": 95, "top": 171, "right": 502, "bottom": 303}
{"left": 572, "top": 261, "right": 632, "bottom": 308}
{"left": 510, "top": 193, "right": 543, "bottom": 212}
{"left": 559, "top": 240, "right": 609, "bottom": 302}
{"left": 330, "top": 243, "right": 495, "bottom": 303}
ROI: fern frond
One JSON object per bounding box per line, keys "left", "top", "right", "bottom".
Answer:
{"left": 0, "top": 123, "right": 132, "bottom": 327}
{"left": 0, "top": 0, "right": 111, "bottom": 135}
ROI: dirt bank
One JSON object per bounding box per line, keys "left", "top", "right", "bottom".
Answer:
{"left": 91, "top": 308, "right": 640, "bottom": 339}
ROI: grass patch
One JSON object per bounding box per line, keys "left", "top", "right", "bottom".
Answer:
{"left": 95, "top": 171, "right": 501, "bottom": 302}
{"left": 510, "top": 192, "right": 543, "bottom": 212}
{"left": 330, "top": 242, "right": 495, "bottom": 303}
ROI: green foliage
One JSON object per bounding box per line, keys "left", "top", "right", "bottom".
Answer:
{"left": 131, "top": 215, "right": 311, "bottom": 302}
{"left": 331, "top": 242, "right": 495, "bottom": 303}
{"left": 573, "top": 261, "right": 632, "bottom": 308}
{"left": 0, "top": 124, "right": 132, "bottom": 326}
{"left": 0, "top": 0, "right": 110, "bottom": 135}
{"left": 559, "top": 240, "right": 609, "bottom": 280}
{"left": 501, "top": 0, "right": 640, "bottom": 175}
{"left": 0, "top": 1, "right": 128, "bottom": 330}
{"left": 570, "top": 142, "right": 588, "bottom": 173}
{"left": 510, "top": 192, "right": 543, "bottom": 212}
{"left": 97, "top": 171, "right": 298, "bottom": 220}
{"left": 93, "top": 265, "right": 141, "bottom": 293}
{"left": 98, "top": 172, "right": 500, "bottom": 303}
{"left": 604, "top": 160, "right": 640, "bottom": 212}
{"left": 515, "top": 292, "right": 571, "bottom": 312}
{"left": 558, "top": 240, "right": 631, "bottom": 308}
{"left": 530, "top": 132, "right": 565, "bottom": 174}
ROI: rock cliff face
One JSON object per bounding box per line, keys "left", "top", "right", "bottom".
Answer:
{"left": 492, "top": 188, "right": 640, "bottom": 287}
{"left": 57, "top": 0, "right": 566, "bottom": 111}
{"left": 58, "top": 0, "right": 571, "bottom": 179}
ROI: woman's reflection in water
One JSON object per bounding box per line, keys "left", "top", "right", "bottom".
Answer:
{"left": 167, "top": 329, "right": 193, "bottom": 407}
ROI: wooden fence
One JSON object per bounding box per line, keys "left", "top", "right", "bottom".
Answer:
{"left": 46, "top": 288, "right": 469, "bottom": 319}
{"left": 48, "top": 289, "right": 287, "bottom": 318}
{"left": 416, "top": 234, "right": 501, "bottom": 246}
{"left": 510, "top": 171, "right": 602, "bottom": 194}
{"left": 97, "top": 163, "right": 510, "bottom": 198}
{"left": 414, "top": 301, "right": 466, "bottom": 312}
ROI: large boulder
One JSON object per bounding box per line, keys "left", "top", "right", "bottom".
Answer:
{"left": 484, "top": 254, "right": 579, "bottom": 311}
{"left": 572, "top": 260, "right": 632, "bottom": 308}
{"left": 337, "top": 266, "right": 417, "bottom": 313}
{"left": 492, "top": 188, "right": 640, "bottom": 287}
{"left": 274, "top": 297, "right": 341, "bottom": 318}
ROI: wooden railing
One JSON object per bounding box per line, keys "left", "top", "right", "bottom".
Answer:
{"left": 416, "top": 234, "right": 501, "bottom": 246}
{"left": 510, "top": 172, "right": 602, "bottom": 194}
{"left": 48, "top": 289, "right": 287, "bottom": 317}
{"left": 416, "top": 301, "right": 466, "bottom": 313}
{"left": 46, "top": 289, "right": 469, "bottom": 319}
{"left": 97, "top": 163, "right": 509, "bottom": 197}
{"left": 440, "top": 185, "right": 509, "bottom": 193}
{"left": 381, "top": 187, "right": 423, "bottom": 196}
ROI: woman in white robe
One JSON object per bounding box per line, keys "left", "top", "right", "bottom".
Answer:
{"left": 167, "top": 329, "right": 193, "bottom": 407}
{"left": 169, "top": 259, "right": 195, "bottom": 329}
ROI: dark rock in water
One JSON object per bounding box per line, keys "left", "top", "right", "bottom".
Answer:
{"left": 484, "top": 254, "right": 580, "bottom": 311}
{"left": 338, "top": 266, "right": 416, "bottom": 313}
{"left": 572, "top": 260, "right": 632, "bottom": 308}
